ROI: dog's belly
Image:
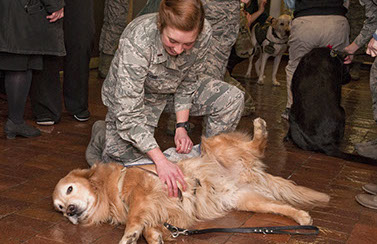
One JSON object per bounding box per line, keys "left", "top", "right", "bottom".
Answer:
{"left": 177, "top": 159, "right": 241, "bottom": 221}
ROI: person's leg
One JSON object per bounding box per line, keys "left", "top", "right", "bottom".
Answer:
{"left": 284, "top": 17, "right": 315, "bottom": 111}
{"left": 4, "top": 70, "right": 40, "bottom": 138}
{"left": 63, "top": 0, "right": 94, "bottom": 119}
{"left": 354, "top": 57, "right": 377, "bottom": 159}
{"left": 30, "top": 55, "right": 62, "bottom": 124}
{"left": 190, "top": 78, "right": 244, "bottom": 137}
{"left": 86, "top": 119, "right": 147, "bottom": 166}
{"left": 371, "top": 57, "right": 377, "bottom": 123}
{"left": 98, "top": 0, "right": 129, "bottom": 78}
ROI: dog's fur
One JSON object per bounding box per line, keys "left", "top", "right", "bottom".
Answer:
{"left": 53, "top": 118, "right": 329, "bottom": 244}
{"left": 246, "top": 14, "right": 291, "bottom": 86}
{"left": 287, "top": 47, "right": 377, "bottom": 165}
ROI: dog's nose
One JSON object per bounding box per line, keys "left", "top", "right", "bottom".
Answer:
{"left": 67, "top": 204, "right": 77, "bottom": 216}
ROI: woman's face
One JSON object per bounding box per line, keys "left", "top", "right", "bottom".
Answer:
{"left": 161, "top": 26, "right": 198, "bottom": 56}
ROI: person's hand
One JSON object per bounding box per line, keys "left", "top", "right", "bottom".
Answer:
{"left": 344, "top": 42, "right": 359, "bottom": 64}
{"left": 258, "top": 0, "right": 267, "bottom": 12}
{"left": 46, "top": 8, "right": 64, "bottom": 23}
{"left": 366, "top": 38, "right": 377, "bottom": 57}
{"left": 155, "top": 158, "right": 187, "bottom": 198}
{"left": 174, "top": 127, "right": 193, "bottom": 154}
{"left": 240, "top": 0, "right": 251, "bottom": 5}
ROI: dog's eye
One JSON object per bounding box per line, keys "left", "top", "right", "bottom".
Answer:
{"left": 58, "top": 205, "right": 63, "bottom": 210}
{"left": 67, "top": 186, "right": 73, "bottom": 194}
{"left": 280, "top": 23, "right": 284, "bottom": 26}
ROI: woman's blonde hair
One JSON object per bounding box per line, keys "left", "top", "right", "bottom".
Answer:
{"left": 158, "top": 0, "right": 205, "bottom": 34}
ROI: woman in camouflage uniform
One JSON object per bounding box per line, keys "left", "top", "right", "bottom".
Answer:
{"left": 87, "top": 0, "right": 244, "bottom": 198}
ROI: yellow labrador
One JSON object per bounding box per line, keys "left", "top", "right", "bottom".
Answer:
{"left": 246, "top": 14, "right": 292, "bottom": 86}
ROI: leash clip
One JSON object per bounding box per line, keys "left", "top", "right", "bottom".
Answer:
{"left": 164, "top": 223, "right": 189, "bottom": 238}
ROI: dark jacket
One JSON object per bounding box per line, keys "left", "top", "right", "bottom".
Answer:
{"left": 0, "top": 0, "right": 66, "bottom": 56}
{"left": 294, "top": 0, "right": 347, "bottom": 18}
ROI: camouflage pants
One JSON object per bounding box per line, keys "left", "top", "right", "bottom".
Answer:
{"left": 98, "top": 0, "right": 129, "bottom": 78}
{"left": 99, "top": 0, "right": 129, "bottom": 55}
{"left": 102, "top": 78, "right": 244, "bottom": 165}
{"left": 371, "top": 57, "right": 377, "bottom": 122}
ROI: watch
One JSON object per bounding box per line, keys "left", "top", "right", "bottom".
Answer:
{"left": 175, "top": 121, "right": 190, "bottom": 132}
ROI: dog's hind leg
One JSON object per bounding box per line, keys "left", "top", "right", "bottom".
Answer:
{"left": 245, "top": 53, "right": 255, "bottom": 78}
{"left": 249, "top": 118, "right": 268, "bottom": 158}
{"left": 271, "top": 55, "right": 283, "bottom": 86}
{"left": 236, "top": 190, "right": 313, "bottom": 225}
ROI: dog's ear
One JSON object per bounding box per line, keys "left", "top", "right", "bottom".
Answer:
{"left": 68, "top": 167, "right": 96, "bottom": 179}
{"left": 271, "top": 18, "right": 278, "bottom": 28}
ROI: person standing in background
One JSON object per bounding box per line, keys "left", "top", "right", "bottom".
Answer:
{"left": 344, "top": 0, "right": 377, "bottom": 160}
{"left": 30, "top": 0, "right": 95, "bottom": 125}
{"left": 281, "top": 0, "right": 350, "bottom": 120}
{"left": 0, "top": 0, "right": 65, "bottom": 138}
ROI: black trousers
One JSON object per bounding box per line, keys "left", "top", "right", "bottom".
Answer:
{"left": 31, "top": 0, "right": 95, "bottom": 121}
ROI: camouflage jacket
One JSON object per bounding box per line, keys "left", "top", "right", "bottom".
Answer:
{"left": 354, "top": 0, "right": 377, "bottom": 47}
{"left": 102, "top": 13, "right": 212, "bottom": 153}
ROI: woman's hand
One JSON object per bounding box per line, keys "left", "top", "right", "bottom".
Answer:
{"left": 47, "top": 8, "right": 64, "bottom": 23}
{"left": 258, "top": 0, "right": 267, "bottom": 12}
{"left": 344, "top": 42, "right": 360, "bottom": 64}
{"left": 155, "top": 158, "right": 187, "bottom": 198}
{"left": 174, "top": 127, "right": 193, "bottom": 154}
{"left": 366, "top": 38, "right": 377, "bottom": 57}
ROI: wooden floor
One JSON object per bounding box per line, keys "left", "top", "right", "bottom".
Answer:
{"left": 1, "top": 57, "right": 377, "bottom": 244}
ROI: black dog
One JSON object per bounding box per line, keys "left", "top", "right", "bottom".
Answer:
{"left": 286, "top": 47, "right": 377, "bottom": 165}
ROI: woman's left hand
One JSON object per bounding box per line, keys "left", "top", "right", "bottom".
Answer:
{"left": 175, "top": 128, "right": 193, "bottom": 154}
{"left": 47, "top": 8, "right": 64, "bottom": 23}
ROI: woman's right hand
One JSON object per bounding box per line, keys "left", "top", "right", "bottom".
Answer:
{"left": 155, "top": 158, "right": 187, "bottom": 198}
{"left": 47, "top": 8, "right": 64, "bottom": 23}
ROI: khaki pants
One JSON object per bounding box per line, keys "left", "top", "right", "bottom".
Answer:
{"left": 285, "top": 15, "right": 349, "bottom": 108}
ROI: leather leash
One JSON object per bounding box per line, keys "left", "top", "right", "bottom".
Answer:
{"left": 164, "top": 223, "right": 319, "bottom": 238}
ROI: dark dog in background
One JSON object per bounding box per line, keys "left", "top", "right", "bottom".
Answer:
{"left": 286, "top": 47, "right": 377, "bottom": 165}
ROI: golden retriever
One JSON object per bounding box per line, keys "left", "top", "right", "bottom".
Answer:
{"left": 53, "top": 118, "right": 329, "bottom": 244}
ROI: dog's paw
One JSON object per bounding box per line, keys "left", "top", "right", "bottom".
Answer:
{"left": 295, "top": 210, "right": 313, "bottom": 225}
{"left": 272, "top": 80, "right": 281, "bottom": 86}
{"left": 257, "top": 79, "right": 264, "bottom": 85}
{"left": 119, "top": 232, "right": 139, "bottom": 244}
{"left": 253, "top": 118, "right": 267, "bottom": 138}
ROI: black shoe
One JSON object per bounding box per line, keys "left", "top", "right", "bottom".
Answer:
{"left": 4, "top": 119, "right": 41, "bottom": 139}
{"left": 73, "top": 110, "right": 90, "bottom": 122}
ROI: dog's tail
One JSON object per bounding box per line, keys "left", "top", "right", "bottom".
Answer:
{"left": 262, "top": 173, "right": 330, "bottom": 207}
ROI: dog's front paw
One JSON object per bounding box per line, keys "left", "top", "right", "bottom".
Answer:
{"left": 272, "top": 80, "right": 281, "bottom": 86}
{"left": 295, "top": 210, "right": 313, "bottom": 225}
{"left": 253, "top": 118, "right": 267, "bottom": 139}
{"left": 257, "top": 79, "right": 264, "bottom": 85}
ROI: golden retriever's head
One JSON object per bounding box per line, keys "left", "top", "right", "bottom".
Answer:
{"left": 53, "top": 168, "right": 96, "bottom": 225}
{"left": 271, "top": 14, "right": 292, "bottom": 38}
